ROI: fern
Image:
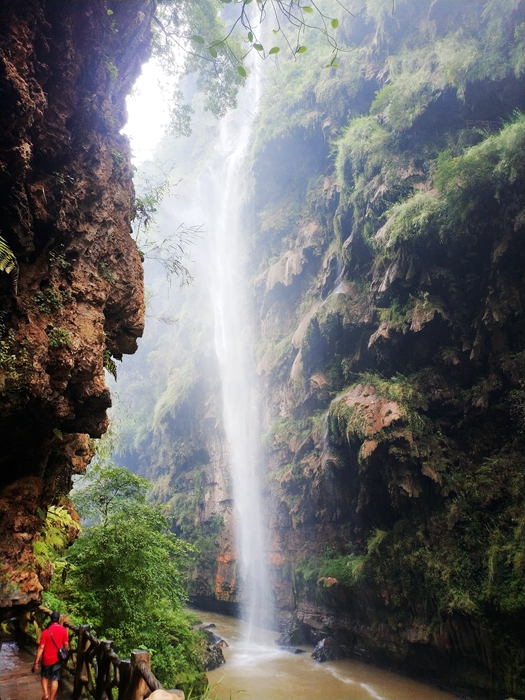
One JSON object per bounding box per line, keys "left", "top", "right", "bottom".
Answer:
{"left": 33, "top": 505, "right": 80, "bottom": 568}
{"left": 103, "top": 350, "right": 118, "bottom": 380}
{"left": 0, "top": 235, "right": 17, "bottom": 275}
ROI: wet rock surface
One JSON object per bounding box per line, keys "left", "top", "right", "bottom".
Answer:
{"left": 198, "top": 626, "right": 227, "bottom": 671}
{"left": 0, "top": 0, "right": 151, "bottom": 617}
{"left": 311, "top": 637, "right": 348, "bottom": 663}
{"left": 201, "top": 643, "right": 226, "bottom": 672}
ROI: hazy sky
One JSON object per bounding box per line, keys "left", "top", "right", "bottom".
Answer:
{"left": 122, "top": 59, "right": 168, "bottom": 164}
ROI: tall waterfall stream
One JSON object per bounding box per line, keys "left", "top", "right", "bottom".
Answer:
{"left": 207, "top": 73, "right": 273, "bottom": 638}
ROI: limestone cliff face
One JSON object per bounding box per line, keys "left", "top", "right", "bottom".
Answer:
{"left": 0, "top": 0, "right": 152, "bottom": 618}
{"left": 248, "top": 1, "right": 525, "bottom": 695}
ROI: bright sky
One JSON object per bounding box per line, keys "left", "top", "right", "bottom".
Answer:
{"left": 122, "top": 59, "right": 168, "bottom": 164}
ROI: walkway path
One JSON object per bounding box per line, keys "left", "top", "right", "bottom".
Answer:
{"left": 0, "top": 640, "right": 72, "bottom": 700}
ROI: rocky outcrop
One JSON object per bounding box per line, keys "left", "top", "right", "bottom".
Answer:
{"left": 0, "top": 0, "right": 152, "bottom": 618}
{"left": 248, "top": 1, "right": 525, "bottom": 696}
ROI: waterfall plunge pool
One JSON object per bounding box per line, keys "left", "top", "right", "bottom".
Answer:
{"left": 192, "top": 610, "right": 458, "bottom": 700}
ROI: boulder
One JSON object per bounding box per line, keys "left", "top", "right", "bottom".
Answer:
{"left": 147, "top": 690, "right": 184, "bottom": 700}
{"left": 202, "top": 643, "right": 226, "bottom": 671}
{"left": 311, "top": 637, "right": 347, "bottom": 663}
{"left": 198, "top": 626, "right": 228, "bottom": 670}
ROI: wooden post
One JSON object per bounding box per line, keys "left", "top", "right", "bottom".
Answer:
{"left": 95, "top": 640, "right": 113, "bottom": 700}
{"left": 104, "top": 641, "right": 117, "bottom": 700}
{"left": 117, "top": 659, "right": 131, "bottom": 700}
{"left": 136, "top": 660, "right": 162, "bottom": 693}
{"left": 73, "top": 625, "right": 90, "bottom": 700}
{"left": 129, "top": 650, "right": 151, "bottom": 700}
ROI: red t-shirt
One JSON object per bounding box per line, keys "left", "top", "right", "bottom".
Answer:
{"left": 40, "top": 623, "right": 68, "bottom": 666}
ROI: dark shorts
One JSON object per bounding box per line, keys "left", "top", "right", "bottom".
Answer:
{"left": 41, "top": 663, "right": 62, "bottom": 681}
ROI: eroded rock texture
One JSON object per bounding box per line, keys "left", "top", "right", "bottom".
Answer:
{"left": 0, "top": 0, "right": 152, "bottom": 618}
{"left": 250, "top": 2, "right": 525, "bottom": 695}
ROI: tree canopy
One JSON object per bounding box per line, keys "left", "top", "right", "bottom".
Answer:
{"left": 149, "top": 0, "right": 347, "bottom": 131}
{"left": 47, "top": 464, "right": 207, "bottom": 696}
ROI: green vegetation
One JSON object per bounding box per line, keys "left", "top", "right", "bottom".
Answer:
{"left": 376, "top": 115, "right": 525, "bottom": 250}
{"left": 104, "top": 58, "right": 119, "bottom": 82}
{"left": 33, "top": 503, "right": 80, "bottom": 574}
{"left": 46, "top": 325, "right": 71, "bottom": 349}
{"left": 103, "top": 350, "right": 118, "bottom": 380}
{"left": 0, "top": 234, "right": 17, "bottom": 276}
{"left": 0, "top": 328, "right": 31, "bottom": 392}
{"left": 45, "top": 464, "right": 208, "bottom": 696}
{"left": 369, "top": 1, "right": 524, "bottom": 131}
{"left": 98, "top": 262, "right": 115, "bottom": 284}
{"left": 33, "top": 289, "right": 64, "bottom": 314}
{"left": 47, "top": 250, "right": 71, "bottom": 270}
{"left": 319, "top": 447, "right": 525, "bottom": 617}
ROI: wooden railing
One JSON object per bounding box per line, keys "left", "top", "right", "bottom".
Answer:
{"left": 18, "top": 606, "right": 182, "bottom": 700}
{"left": 465, "top": 119, "right": 502, "bottom": 132}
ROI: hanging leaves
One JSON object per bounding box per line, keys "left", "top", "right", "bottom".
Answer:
{"left": 0, "top": 236, "right": 17, "bottom": 275}
{"left": 324, "top": 54, "right": 339, "bottom": 69}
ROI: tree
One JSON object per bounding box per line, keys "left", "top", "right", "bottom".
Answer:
{"left": 72, "top": 462, "right": 150, "bottom": 525}
{"left": 150, "top": 0, "right": 348, "bottom": 130}
{"left": 53, "top": 464, "right": 207, "bottom": 695}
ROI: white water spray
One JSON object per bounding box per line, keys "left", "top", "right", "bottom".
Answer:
{"left": 207, "top": 71, "right": 273, "bottom": 640}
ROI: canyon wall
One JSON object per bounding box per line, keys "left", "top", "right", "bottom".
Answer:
{"left": 0, "top": 0, "right": 151, "bottom": 619}
{"left": 250, "top": 0, "right": 525, "bottom": 695}
{"left": 111, "top": 0, "right": 525, "bottom": 695}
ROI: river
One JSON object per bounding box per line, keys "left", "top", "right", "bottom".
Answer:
{"left": 193, "top": 610, "right": 457, "bottom": 700}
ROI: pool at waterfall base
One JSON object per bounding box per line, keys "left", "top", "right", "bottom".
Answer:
{"left": 194, "top": 610, "right": 458, "bottom": 700}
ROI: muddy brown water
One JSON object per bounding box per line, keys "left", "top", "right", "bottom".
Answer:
{"left": 195, "top": 610, "right": 457, "bottom": 700}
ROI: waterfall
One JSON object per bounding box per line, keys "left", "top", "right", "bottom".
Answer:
{"left": 206, "top": 73, "right": 273, "bottom": 639}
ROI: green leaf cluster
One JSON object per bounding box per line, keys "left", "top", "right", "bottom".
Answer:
{"left": 153, "top": 0, "right": 245, "bottom": 121}
{"left": 33, "top": 289, "right": 64, "bottom": 315}
{"left": 374, "top": 114, "right": 525, "bottom": 252}
{"left": 50, "top": 465, "right": 207, "bottom": 696}
{"left": 0, "top": 328, "right": 31, "bottom": 393}
{"left": 46, "top": 325, "right": 71, "bottom": 349}
{"left": 0, "top": 234, "right": 17, "bottom": 275}
{"left": 33, "top": 505, "right": 80, "bottom": 570}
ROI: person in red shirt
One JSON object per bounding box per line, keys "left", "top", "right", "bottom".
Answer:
{"left": 32, "top": 611, "right": 69, "bottom": 700}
